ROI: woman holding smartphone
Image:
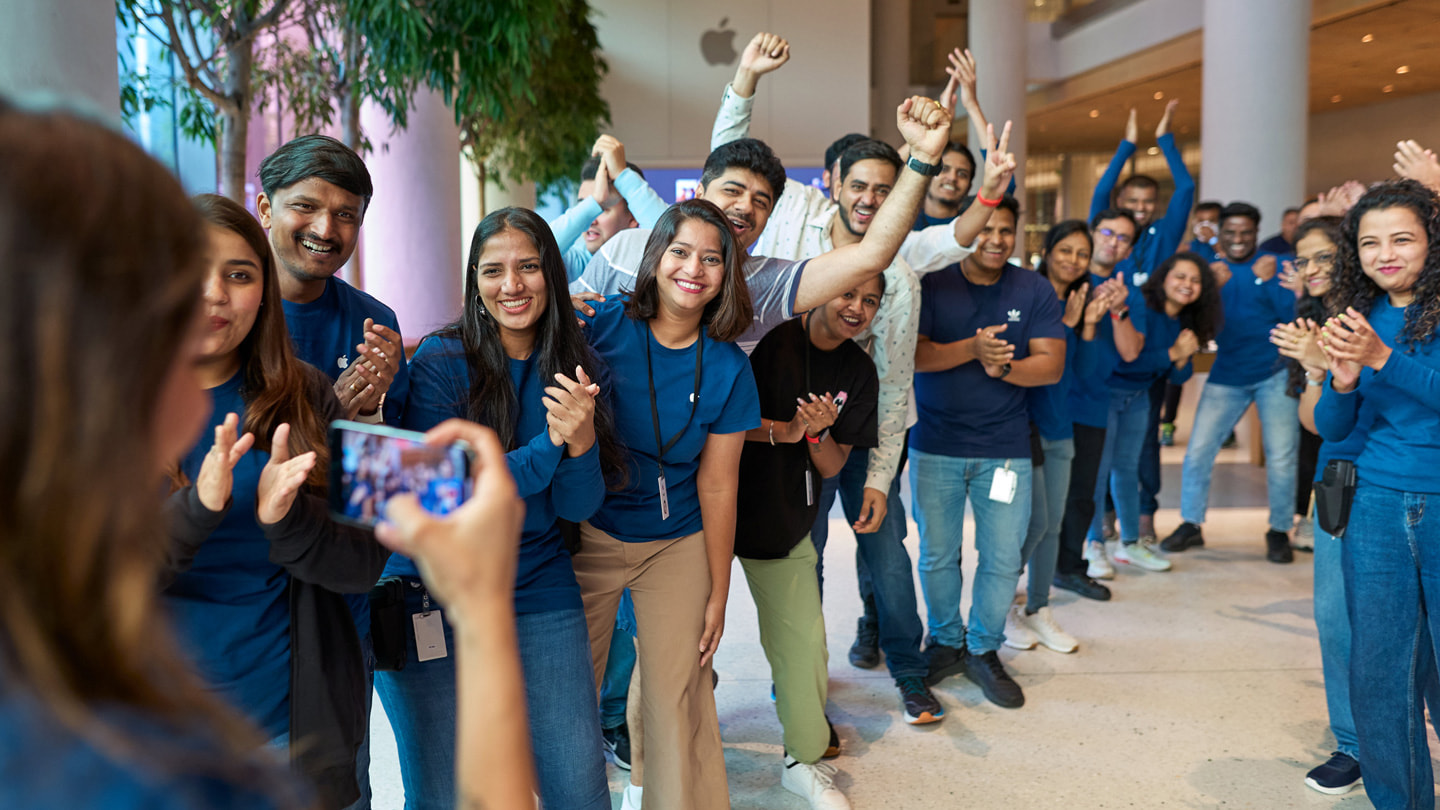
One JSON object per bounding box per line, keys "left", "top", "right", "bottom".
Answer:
{"left": 572, "top": 198, "right": 761, "bottom": 810}
{"left": 162, "top": 194, "right": 391, "bottom": 807}
{"left": 0, "top": 102, "right": 536, "bottom": 810}
{"left": 376, "top": 207, "right": 622, "bottom": 810}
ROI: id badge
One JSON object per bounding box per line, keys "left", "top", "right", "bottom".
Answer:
{"left": 413, "top": 610, "right": 448, "bottom": 662}
{"left": 989, "top": 465, "right": 1018, "bottom": 504}
{"left": 805, "top": 468, "right": 814, "bottom": 507}
{"left": 658, "top": 473, "right": 670, "bottom": 520}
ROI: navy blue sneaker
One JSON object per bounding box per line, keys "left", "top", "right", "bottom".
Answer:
{"left": 1305, "top": 752, "right": 1361, "bottom": 795}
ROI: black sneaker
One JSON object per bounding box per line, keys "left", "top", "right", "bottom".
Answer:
{"left": 963, "top": 650, "right": 1025, "bottom": 708}
{"left": 823, "top": 716, "right": 841, "bottom": 759}
{"left": 1052, "top": 572, "right": 1112, "bottom": 601}
{"left": 848, "top": 617, "right": 880, "bottom": 669}
{"left": 1160, "top": 522, "right": 1205, "bottom": 552}
{"left": 1266, "top": 529, "right": 1295, "bottom": 563}
{"left": 1305, "top": 751, "right": 1361, "bottom": 795}
{"left": 923, "top": 642, "right": 967, "bottom": 686}
{"left": 602, "top": 722, "right": 631, "bottom": 770}
{"left": 896, "top": 676, "right": 944, "bottom": 724}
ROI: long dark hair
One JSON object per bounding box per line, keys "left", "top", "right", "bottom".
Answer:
{"left": 1037, "top": 219, "right": 1093, "bottom": 299}
{"left": 1327, "top": 179, "right": 1440, "bottom": 351}
{"left": 1142, "top": 251, "right": 1222, "bottom": 344}
{"left": 435, "top": 207, "right": 626, "bottom": 487}
{"left": 192, "top": 194, "right": 329, "bottom": 490}
{"left": 626, "top": 199, "right": 755, "bottom": 342}
{"left": 0, "top": 104, "right": 300, "bottom": 803}
{"left": 1286, "top": 216, "right": 1344, "bottom": 397}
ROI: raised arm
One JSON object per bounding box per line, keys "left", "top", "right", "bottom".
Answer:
{"left": 794, "top": 97, "right": 955, "bottom": 312}
{"left": 1153, "top": 101, "right": 1195, "bottom": 254}
{"left": 712, "top": 32, "right": 790, "bottom": 150}
{"left": 1089, "top": 109, "right": 1139, "bottom": 223}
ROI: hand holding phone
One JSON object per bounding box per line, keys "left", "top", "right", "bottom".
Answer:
{"left": 330, "top": 420, "right": 473, "bottom": 528}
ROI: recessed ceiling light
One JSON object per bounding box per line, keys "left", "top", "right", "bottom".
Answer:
{"left": 1397, "top": 65, "right": 1411, "bottom": 74}
{"left": 1153, "top": 91, "right": 1164, "bottom": 100}
{"left": 1362, "top": 34, "right": 1374, "bottom": 43}
{"left": 1384, "top": 84, "right": 1396, "bottom": 93}
{"left": 1147, "top": 147, "right": 1160, "bottom": 155}
{"left": 1089, "top": 109, "right": 1100, "bottom": 118}
{"left": 1331, "top": 94, "right": 1343, "bottom": 103}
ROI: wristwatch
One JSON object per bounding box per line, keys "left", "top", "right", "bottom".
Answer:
{"left": 997, "top": 362, "right": 1013, "bottom": 380}
{"left": 907, "top": 156, "right": 942, "bottom": 177}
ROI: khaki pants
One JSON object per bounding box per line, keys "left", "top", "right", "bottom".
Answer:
{"left": 573, "top": 522, "right": 729, "bottom": 809}
{"left": 738, "top": 535, "right": 831, "bottom": 763}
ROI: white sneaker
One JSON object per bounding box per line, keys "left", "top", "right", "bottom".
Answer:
{"left": 1114, "top": 540, "right": 1172, "bottom": 571}
{"left": 621, "top": 783, "right": 643, "bottom": 810}
{"left": 1017, "top": 606, "right": 1078, "bottom": 653}
{"left": 1295, "top": 516, "right": 1314, "bottom": 544}
{"left": 1084, "top": 541, "right": 1114, "bottom": 580}
{"left": 1003, "top": 604, "right": 1038, "bottom": 650}
{"left": 782, "top": 755, "right": 852, "bottom": 810}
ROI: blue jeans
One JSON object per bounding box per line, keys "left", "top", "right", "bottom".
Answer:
{"left": 374, "top": 580, "right": 609, "bottom": 810}
{"left": 599, "top": 589, "right": 637, "bottom": 730}
{"left": 1312, "top": 518, "right": 1357, "bottom": 759}
{"left": 1344, "top": 482, "right": 1440, "bottom": 809}
{"left": 1023, "top": 437, "right": 1073, "bottom": 611}
{"left": 810, "top": 450, "right": 928, "bottom": 679}
{"left": 1179, "top": 368, "right": 1298, "bottom": 532}
{"left": 1089, "top": 388, "right": 1151, "bottom": 545}
{"left": 910, "top": 450, "right": 1033, "bottom": 654}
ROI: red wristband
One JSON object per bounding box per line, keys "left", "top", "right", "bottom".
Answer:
{"left": 976, "top": 192, "right": 1002, "bottom": 208}
{"left": 805, "top": 432, "right": 822, "bottom": 444}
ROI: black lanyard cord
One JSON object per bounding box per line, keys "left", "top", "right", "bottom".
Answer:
{"left": 643, "top": 321, "right": 703, "bottom": 478}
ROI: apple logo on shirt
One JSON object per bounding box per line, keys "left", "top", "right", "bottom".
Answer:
{"left": 337, "top": 355, "right": 349, "bottom": 370}
{"left": 701, "top": 18, "right": 738, "bottom": 66}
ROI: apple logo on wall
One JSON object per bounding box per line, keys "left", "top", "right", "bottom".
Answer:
{"left": 700, "top": 17, "right": 738, "bottom": 66}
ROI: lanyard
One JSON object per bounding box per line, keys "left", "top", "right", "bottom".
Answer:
{"left": 643, "top": 322, "right": 703, "bottom": 518}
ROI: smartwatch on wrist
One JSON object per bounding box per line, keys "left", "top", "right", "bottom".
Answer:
{"left": 997, "top": 362, "right": 1013, "bottom": 380}
{"left": 906, "top": 156, "right": 942, "bottom": 177}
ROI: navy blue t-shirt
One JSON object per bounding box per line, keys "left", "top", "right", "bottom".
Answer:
{"left": 283, "top": 276, "right": 410, "bottom": 633}
{"left": 165, "top": 373, "right": 290, "bottom": 739}
{"left": 1064, "top": 275, "right": 1135, "bottom": 429}
{"left": 583, "top": 299, "right": 761, "bottom": 542}
{"left": 1029, "top": 323, "right": 1109, "bottom": 441}
{"left": 912, "top": 263, "right": 1065, "bottom": 458}
{"left": 1209, "top": 253, "right": 1295, "bottom": 386}
{"left": 388, "top": 335, "right": 605, "bottom": 614}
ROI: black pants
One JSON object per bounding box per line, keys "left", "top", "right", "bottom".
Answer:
{"left": 1161, "top": 381, "right": 1185, "bottom": 424}
{"left": 1058, "top": 423, "right": 1107, "bottom": 577}
{"left": 1296, "top": 425, "right": 1322, "bottom": 519}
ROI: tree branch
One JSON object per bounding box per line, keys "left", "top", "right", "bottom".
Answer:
{"left": 154, "top": 4, "right": 231, "bottom": 111}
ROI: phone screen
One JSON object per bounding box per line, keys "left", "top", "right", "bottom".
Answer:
{"left": 329, "top": 421, "right": 471, "bottom": 527}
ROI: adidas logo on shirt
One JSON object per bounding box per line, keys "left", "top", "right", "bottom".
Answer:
{"left": 1007, "top": 309, "right": 1022, "bottom": 323}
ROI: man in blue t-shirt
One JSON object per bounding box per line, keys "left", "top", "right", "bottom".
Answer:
{"left": 1162, "top": 202, "right": 1299, "bottom": 564}
{"left": 910, "top": 198, "right": 1065, "bottom": 709}
{"left": 256, "top": 134, "right": 408, "bottom": 810}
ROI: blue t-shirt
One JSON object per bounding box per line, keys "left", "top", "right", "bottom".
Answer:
{"left": 583, "top": 299, "right": 761, "bottom": 542}
{"left": 1314, "top": 405, "right": 1371, "bottom": 482}
{"left": 388, "top": 335, "right": 605, "bottom": 613}
{"left": 1064, "top": 274, "right": 1133, "bottom": 429}
{"left": 1029, "top": 321, "right": 1109, "bottom": 441}
{"left": 283, "top": 276, "right": 410, "bottom": 633}
{"left": 1188, "top": 239, "right": 1218, "bottom": 263}
{"left": 912, "top": 263, "right": 1065, "bottom": 458}
{"left": 1209, "top": 253, "right": 1296, "bottom": 386}
{"left": 0, "top": 687, "right": 294, "bottom": 810}
{"left": 1315, "top": 298, "right": 1440, "bottom": 494}
{"left": 1089, "top": 134, "right": 1195, "bottom": 286}
{"left": 1109, "top": 300, "right": 1194, "bottom": 390}
{"left": 164, "top": 374, "right": 290, "bottom": 739}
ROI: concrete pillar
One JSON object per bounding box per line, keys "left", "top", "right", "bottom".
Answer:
{"left": 968, "top": 0, "right": 1029, "bottom": 251}
{"left": 870, "top": 0, "right": 910, "bottom": 140}
{"left": 1201, "top": 0, "right": 1309, "bottom": 229}
{"left": 360, "top": 89, "right": 465, "bottom": 342}
{"left": 0, "top": 0, "right": 120, "bottom": 118}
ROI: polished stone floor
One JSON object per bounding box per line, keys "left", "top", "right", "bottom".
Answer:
{"left": 364, "top": 397, "right": 1436, "bottom": 809}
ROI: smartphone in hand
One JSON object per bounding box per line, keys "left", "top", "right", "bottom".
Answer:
{"left": 329, "top": 420, "right": 472, "bottom": 528}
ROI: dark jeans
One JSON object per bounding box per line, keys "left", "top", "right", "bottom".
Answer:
{"left": 1138, "top": 377, "right": 1167, "bottom": 519}
{"left": 1296, "top": 425, "right": 1322, "bottom": 519}
{"left": 811, "top": 450, "right": 927, "bottom": 679}
{"left": 1058, "top": 423, "right": 1107, "bottom": 576}
{"left": 1161, "top": 381, "right": 1184, "bottom": 424}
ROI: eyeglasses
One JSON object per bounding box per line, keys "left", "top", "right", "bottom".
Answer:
{"left": 1096, "top": 228, "right": 1133, "bottom": 245}
{"left": 1293, "top": 252, "right": 1337, "bottom": 273}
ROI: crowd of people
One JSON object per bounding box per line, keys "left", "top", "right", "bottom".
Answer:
{"left": 5, "top": 28, "right": 1440, "bottom": 810}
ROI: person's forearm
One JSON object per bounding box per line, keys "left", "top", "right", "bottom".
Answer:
{"left": 1314, "top": 381, "right": 1361, "bottom": 442}
{"left": 915, "top": 335, "right": 978, "bottom": 373}
{"left": 999, "top": 352, "right": 1064, "bottom": 387}
{"left": 711, "top": 84, "right": 753, "bottom": 151}
{"left": 808, "top": 438, "right": 850, "bottom": 479}
{"left": 745, "top": 417, "right": 800, "bottom": 445}
{"left": 1299, "top": 381, "right": 1322, "bottom": 434}
{"left": 615, "top": 168, "right": 668, "bottom": 230}
{"left": 698, "top": 486, "right": 736, "bottom": 599}
{"left": 1089, "top": 140, "right": 1136, "bottom": 222}
{"left": 1112, "top": 316, "right": 1143, "bottom": 362}
{"left": 452, "top": 594, "right": 537, "bottom": 810}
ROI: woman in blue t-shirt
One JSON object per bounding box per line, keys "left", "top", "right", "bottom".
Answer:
{"left": 1016, "top": 221, "right": 1127, "bottom": 652}
{"left": 1091, "top": 252, "right": 1219, "bottom": 574}
{"left": 375, "top": 208, "right": 622, "bottom": 810}
{"left": 1315, "top": 179, "right": 1440, "bottom": 809}
{"left": 164, "top": 194, "right": 391, "bottom": 807}
{"left": 572, "top": 198, "right": 761, "bottom": 810}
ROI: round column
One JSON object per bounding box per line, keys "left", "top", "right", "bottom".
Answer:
{"left": 968, "top": 0, "right": 1029, "bottom": 249}
{"left": 0, "top": 0, "right": 120, "bottom": 117}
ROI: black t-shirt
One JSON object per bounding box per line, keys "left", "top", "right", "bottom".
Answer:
{"left": 735, "top": 318, "right": 880, "bottom": 560}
